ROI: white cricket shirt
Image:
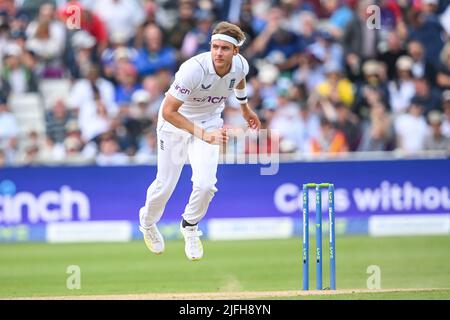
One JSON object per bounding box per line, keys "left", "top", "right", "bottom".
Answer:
{"left": 158, "top": 52, "right": 249, "bottom": 130}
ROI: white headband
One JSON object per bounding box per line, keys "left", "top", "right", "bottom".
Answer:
{"left": 211, "top": 34, "right": 245, "bottom": 47}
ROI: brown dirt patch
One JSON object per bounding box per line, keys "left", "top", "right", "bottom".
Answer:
{"left": 9, "top": 288, "right": 443, "bottom": 300}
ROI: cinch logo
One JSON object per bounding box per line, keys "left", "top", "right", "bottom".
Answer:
{"left": 193, "top": 96, "right": 227, "bottom": 104}
{"left": 0, "top": 180, "right": 91, "bottom": 225}
{"left": 174, "top": 83, "right": 191, "bottom": 95}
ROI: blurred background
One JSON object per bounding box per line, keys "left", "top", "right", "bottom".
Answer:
{"left": 0, "top": 0, "right": 449, "bottom": 166}
{"left": 0, "top": 0, "right": 449, "bottom": 238}
{"left": 0, "top": 0, "right": 449, "bottom": 242}
{"left": 0, "top": 0, "right": 449, "bottom": 235}
{"left": 0, "top": 0, "right": 449, "bottom": 298}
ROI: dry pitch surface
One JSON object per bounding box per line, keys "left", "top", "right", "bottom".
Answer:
{"left": 11, "top": 288, "right": 447, "bottom": 300}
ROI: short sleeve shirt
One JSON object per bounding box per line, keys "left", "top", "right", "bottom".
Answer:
{"left": 162, "top": 52, "right": 249, "bottom": 123}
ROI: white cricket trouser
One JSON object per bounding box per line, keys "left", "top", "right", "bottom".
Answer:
{"left": 139, "top": 117, "right": 222, "bottom": 227}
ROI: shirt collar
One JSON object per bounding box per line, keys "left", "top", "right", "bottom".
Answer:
{"left": 207, "top": 53, "right": 236, "bottom": 75}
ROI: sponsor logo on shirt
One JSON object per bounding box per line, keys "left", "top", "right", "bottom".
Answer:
{"left": 174, "top": 83, "right": 191, "bottom": 95}
{"left": 201, "top": 84, "right": 212, "bottom": 90}
{"left": 192, "top": 96, "right": 228, "bottom": 104}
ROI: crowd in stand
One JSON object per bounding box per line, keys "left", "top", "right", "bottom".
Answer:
{"left": 0, "top": 0, "right": 450, "bottom": 167}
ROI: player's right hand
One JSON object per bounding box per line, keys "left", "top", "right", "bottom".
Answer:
{"left": 203, "top": 129, "right": 229, "bottom": 145}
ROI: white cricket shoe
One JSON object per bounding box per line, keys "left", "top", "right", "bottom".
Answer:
{"left": 180, "top": 222, "right": 203, "bottom": 261}
{"left": 139, "top": 224, "right": 165, "bottom": 255}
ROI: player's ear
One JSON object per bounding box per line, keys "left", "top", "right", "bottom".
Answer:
{"left": 233, "top": 46, "right": 239, "bottom": 55}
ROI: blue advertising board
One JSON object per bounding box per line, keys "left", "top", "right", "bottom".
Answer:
{"left": 1, "top": 158, "right": 449, "bottom": 241}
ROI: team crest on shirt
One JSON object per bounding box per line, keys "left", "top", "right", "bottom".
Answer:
{"left": 229, "top": 79, "right": 236, "bottom": 89}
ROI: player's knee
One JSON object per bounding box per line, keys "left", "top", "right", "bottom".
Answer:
{"left": 149, "top": 179, "right": 176, "bottom": 200}
{"left": 194, "top": 183, "right": 218, "bottom": 196}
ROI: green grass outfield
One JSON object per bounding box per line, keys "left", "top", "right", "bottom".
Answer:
{"left": 0, "top": 235, "right": 449, "bottom": 299}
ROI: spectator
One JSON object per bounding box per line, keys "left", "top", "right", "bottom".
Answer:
{"left": 16, "top": 0, "right": 56, "bottom": 20}
{"left": 100, "top": 30, "right": 138, "bottom": 82}
{"left": 322, "top": 0, "right": 354, "bottom": 39}
{"left": 353, "top": 60, "right": 390, "bottom": 120}
{"left": 258, "top": 96, "right": 277, "bottom": 127}
{"left": 292, "top": 102, "right": 320, "bottom": 153}
{"left": 95, "top": 132, "right": 129, "bottom": 166}
{"left": 0, "top": 12, "right": 10, "bottom": 47}
{"left": 235, "top": 0, "right": 258, "bottom": 50}
{"left": 107, "top": 115, "right": 136, "bottom": 156}
{"left": 420, "top": 0, "right": 443, "bottom": 15}
{"left": 394, "top": 101, "right": 428, "bottom": 153}
{"left": 127, "top": 89, "right": 153, "bottom": 136}
{"left": 180, "top": 10, "right": 214, "bottom": 61}
{"left": 167, "top": 0, "right": 195, "bottom": 50}
{"left": 247, "top": 0, "right": 273, "bottom": 34}
{"left": 310, "top": 117, "right": 348, "bottom": 154}
{"left": 0, "top": 74, "right": 11, "bottom": 102}
{"left": 408, "top": 1, "right": 445, "bottom": 69}
{"left": 358, "top": 102, "right": 395, "bottom": 151}
{"left": 62, "top": 120, "right": 96, "bottom": 163}
{"left": 254, "top": 61, "right": 280, "bottom": 105}
{"left": 134, "top": 128, "right": 157, "bottom": 164}
{"left": 342, "top": 0, "right": 380, "bottom": 80}
{"left": 248, "top": 6, "right": 302, "bottom": 65}
{"left": 25, "top": 3, "right": 66, "bottom": 78}
{"left": 268, "top": 86, "right": 303, "bottom": 150}
{"left": 436, "top": 42, "right": 450, "bottom": 91}
{"left": 292, "top": 44, "right": 326, "bottom": 93}
{"left": 377, "top": 31, "right": 407, "bottom": 81}
{"left": 283, "top": 0, "right": 317, "bottom": 28}
{"left": 0, "top": 148, "right": 6, "bottom": 167}
{"left": 440, "top": 1, "right": 450, "bottom": 34}
{"left": 333, "top": 102, "right": 361, "bottom": 151}
{"left": 93, "top": 0, "right": 145, "bottom": 46}
{"left": 0, "top": 98, "right": 18, "bottom": 157}
{"left": 68, "top": 64, "right": 117, "bottom": 117}
{"left": 308, "top": 29, "right": 344, "bottom": 66}
{"left": 140, "top": 75, "right": 165, "bottom": 121}
{"left": 67, "top": 30, "right": 97, "bottom": 79}
{"left": 290, "top": 11, "right": 318, "bottom": 49}
{"left": 58, "top": 1, "right": 108, "bottom": 53}
{"left": 263, "top": 26, "right": 302, "bottom": 73}
{"left": 45, "top": 97, "right": 74, "bottom": 144}
{"left": 441, "top": 90, "right": 450, "bottom": 138}
{"left": 407, "top": 40, "right": 436, "bottom": 84}
{"left": 17, "top": 130, "right": 41, "bottom": 166}
{"left": 38, "top": 135, "right": 65, "bottom": 164}
{"left": 388, "top": 55, "right": 416, "bottom": 114}
{"left": 411, "top": 76, "right": 442, "bottom": 115}
{"left": 19, "top": 141, "right": 40, "bottom": 166}
{"left": 315, "top": 61, "right": 354, "bottom": 107}
{"left": 133, "top": 24, "right": 177, "bottom": 77}
{"left": 378, "top": 0, "right": 402, "bottom": 34}
{"left": 114, "top": 62, "right": 141, "bottom": 107}
{"left": 1, "top": 42, "right": 38, "bottom": 93}
{"left": 78, "top": 95, "right": 113, "bottom": 143}
{"left": 63, "top": 135, "right": 89, "bottom": 164}
{"left": 424, "top": 110, "right": 450, "bottom": 152}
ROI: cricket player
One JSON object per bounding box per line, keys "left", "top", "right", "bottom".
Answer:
{"left": 139, "top": 22, "right": 261, "bottom": 260}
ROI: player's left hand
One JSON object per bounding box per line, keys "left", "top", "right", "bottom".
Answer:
{"left": 242, "top": 109, "right": 261, "bottom": 130}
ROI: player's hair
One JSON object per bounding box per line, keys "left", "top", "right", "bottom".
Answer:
{"left": 212, "top": 22, "right": 245, "bottom": 46}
